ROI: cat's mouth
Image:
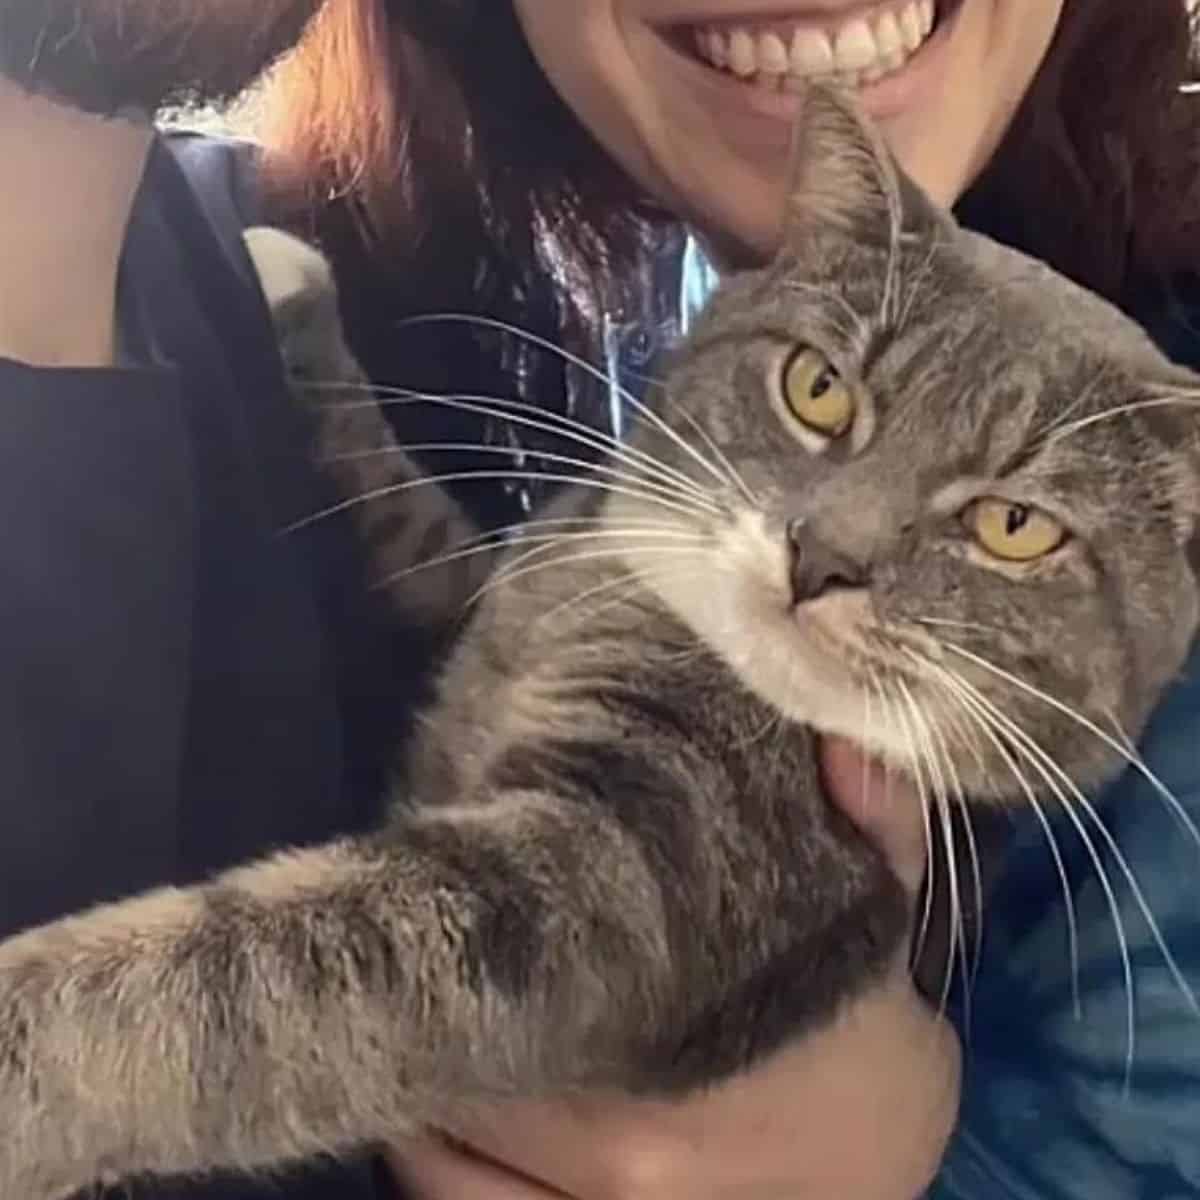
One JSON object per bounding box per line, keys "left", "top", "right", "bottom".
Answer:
{"left": 663, "top": 0, "right": 960, "bottom": 98}
{"left": 789, "top": 593, "right": 968, "bottom": 763}
{"left": 794, "top": 592, "right": 921, "bottom": 687}
{"left": 627, "top": 515, "right": 952, "bottom": 769}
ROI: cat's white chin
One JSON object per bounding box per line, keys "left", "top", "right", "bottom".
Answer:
{"left": 631, "top": 516, "right": 919, "bottom": 770}
{"left": 744, "top": 592, "right": 921, "bottom": 766}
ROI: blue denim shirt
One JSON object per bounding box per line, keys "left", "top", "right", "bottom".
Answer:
{"left": 932, "top": 652, "right": 1200, "bottom": 1199}
{"left": 680, "top": 243, "right": 1200, "bottom": 1198}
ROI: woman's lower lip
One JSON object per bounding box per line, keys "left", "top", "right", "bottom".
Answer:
{"left": 658, "top": 0, "right": 961, "bottom": 127}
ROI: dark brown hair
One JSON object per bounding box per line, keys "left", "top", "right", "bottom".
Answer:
{"left": 960, "top": 0, "right": 1200, "bottom": 302}
{"left": 261, "top": 0, "right": 658, "bottom": 311}
{"left": 260, "top": 0, "right": 677, "bottom": 523}
{"left": 0, "top": 0, "right": 322, "bottom": 114}
{"left": 258, "top": 0, "right": 1200, "bottom": 520}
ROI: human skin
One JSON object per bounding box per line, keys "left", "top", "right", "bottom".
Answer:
{"left": 0, "top": 79, "right": 151, "bottom": 366}
{"left": 391, "top": 988, "right": 958, "bottom": 1200}
{"left": 0, "top": 0, "right": 321, "bottom": 367}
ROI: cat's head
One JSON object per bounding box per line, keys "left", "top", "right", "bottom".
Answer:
{"left": 611, "top": 85, "right": 1200, "bottom": 803}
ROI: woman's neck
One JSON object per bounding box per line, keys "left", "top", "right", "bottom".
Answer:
{"left": 0, "top": 80, "right": 152, "bottom": 367}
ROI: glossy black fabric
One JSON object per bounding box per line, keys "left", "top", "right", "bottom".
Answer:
{"left": 0, "top": 136, "right": 400, "bottom": 1199}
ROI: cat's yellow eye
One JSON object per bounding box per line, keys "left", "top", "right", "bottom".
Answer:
{"left": 970, "top": 499, "right": 1067, "bottom": 563}
{"left": 781, "top": 347, "right": 855, "bottom": 438}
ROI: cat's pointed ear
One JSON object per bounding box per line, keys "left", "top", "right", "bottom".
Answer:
{"left": 782, "top": 83, "right": 909, "bottom": 248}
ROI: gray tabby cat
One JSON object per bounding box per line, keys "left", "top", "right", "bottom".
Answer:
{"left": 4, "top": 86, "right": 1200, "bottom": 1199}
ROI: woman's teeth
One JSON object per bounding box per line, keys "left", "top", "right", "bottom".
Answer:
{"left": 692, "top": 0, "right": 936, "bottom": 90}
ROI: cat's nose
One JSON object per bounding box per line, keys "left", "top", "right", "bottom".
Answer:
{"left": 787, "top": 519, "right": 867, "bottom": 604}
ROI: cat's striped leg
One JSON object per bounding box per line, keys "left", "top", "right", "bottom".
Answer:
{"left": 0, "top": 796, "right": 669, "bottom": 1199}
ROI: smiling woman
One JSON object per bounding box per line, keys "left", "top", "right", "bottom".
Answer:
{"left": 511, "top": 0, "right": 1060, "bottom": 253}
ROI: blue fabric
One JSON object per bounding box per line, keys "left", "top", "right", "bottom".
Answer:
{"left": 931, "top": 656, "right": 1200, "bottom": 1199}
{"left": 679, "top": 247, "right": 1200, "bottom": 1198}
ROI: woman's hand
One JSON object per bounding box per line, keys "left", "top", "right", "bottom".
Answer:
{"left": 388, "top": 1133, "right": 569, "bottom": 1200}
{"left": 389, "top": 971, "right": 957, "bottom": 1200}
{"left": 820, "top": 735, "right": 929, "bottom": 897}
{"left": 388, "top": 743, "right": 955, "bottom": 1200}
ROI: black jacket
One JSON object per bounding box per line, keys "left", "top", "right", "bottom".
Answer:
{"left": 0, "top": 135, "right": 398, "bottom": 1199}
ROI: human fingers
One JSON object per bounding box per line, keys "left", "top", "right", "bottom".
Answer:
{"left": 386, "top": 1132, "right": 574, "bottom": 1200}
{"left": 819, "top": 735, "right": 927, "bottom": 896}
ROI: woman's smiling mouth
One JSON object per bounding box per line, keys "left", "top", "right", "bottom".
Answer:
{"left": 656, "top": 0, "right": 972, "bottom": 103}
{"left": 691, "top": 0, "right": 935, "bottom": 88}
{"left": 655, "top": 0, "right": 964, "bottom": 126}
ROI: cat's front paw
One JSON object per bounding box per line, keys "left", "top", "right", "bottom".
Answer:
{"left": 242, "top": 226, "right": 355, "bottom": 387}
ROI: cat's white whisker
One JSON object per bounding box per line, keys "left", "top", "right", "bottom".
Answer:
{"left": 879, "top": 189, "right": 904, "bottom": 330}
{"left": 371, "top": 534, "right": 500, "bottom": 592}
{"left": 338, "top": 384, "right": 720, "bottom": 511}
{"left": 501, "top": 515, "right": 691, "bottom": 542}
{"left": 397, "top": 387, "right": 722, "bottom": 508}
{"left": 297, "top": 378, "right": 720, "bottom": 510}
{"left": 501, "top": 529, "right": 709, "bottom": 586}
{"left": 861, "top": 667, "right": 879, "bottom": 802}
{"left": 920, "top": 685, "right": 984, "bottom": 1026}
{"left": 993, "top": 718, "right": 1196, "bottom": 1016}
{"left": 393, "top": 314, "right": 746, "bottom": 500}
{"left": 653, "top": 403, "right": 761, "bottom": 510}
{"left": 978, "top": 737, "right": 1137, "bottom": 1084}
{"left": 1099, "top": 707, "right": 1200, "bottom": 853}
{"left": 928, "top": 700, "right": 989, "bottom": 991}
{"left": 477, "top": 537, "right": 613, "bottom": 608}
{"left": 1029, "top": 369, "right": 1112, "bottom": 444}
{"left": 941, "top": 642, "right": 1200, "bottom": 859}
{"left": 535, "top": 562, "right": 716, "bottom": 635}
{"left": 325, "top": 440, "right": 725, "bottom": 518}
{"left": 905, "top": 652, "right": 1084, "bottom": 1021}
{"left": 895, "top": 234, "right": 942, "bottom": 332}
{"left": 284, "top": 470, "right": 718, "bottom": 534}
{"left": 481, "top": 532, "right": 700, "bottom": 596}
{"left": 886, "top": 684, "right": 937, "bottom": 980}
{"left": 911, "top": 615, "right": 1005, "bottom": 638}
{"left": 469, "top": 543, "right": 710, "bottom": 613}
{"left": 921, "top": 654, "right": 1200, "bottom": 1084}
{"left": 1101, "top": 708, "right": 1141, "bottom": 758}
{"left": 386, "top": 511, "right": 686, "bottom": 577}
{"left": 1041, "top": 393, "right": 1200, "bottom": 444}
{"left": 373, "top": 525, "right": 704, "bottom": 593}
{"left": 619, "top": 366, "right": 667, "bottom": 393}
{"left": 897, "top": 678, "right": 962, "bottom": 1019}
{"left": 581, "top": 348, "right": 759, "bottom": 508}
